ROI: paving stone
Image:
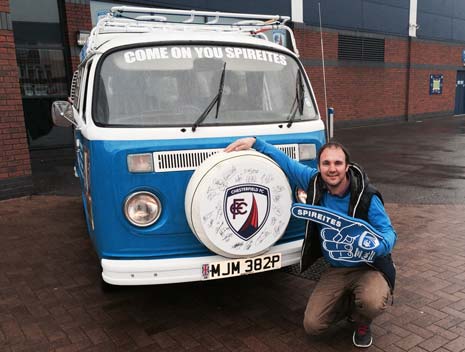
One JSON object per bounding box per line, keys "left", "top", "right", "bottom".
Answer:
{"left": 2, "top": 115, "right": 465, "bottom": 351}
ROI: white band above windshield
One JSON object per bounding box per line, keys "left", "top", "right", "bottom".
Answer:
{"left": 83, "top": 120, "right": 324, "bottom": 141}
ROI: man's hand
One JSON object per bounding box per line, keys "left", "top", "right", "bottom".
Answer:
{"left": 320, "top": 227, "right": 379, "bottom": 263}
{"left": 224, "top": 137, "right": 256, "bottom": 153}
{"left": 291, "top": 203, "right": 384, "bottom": 264}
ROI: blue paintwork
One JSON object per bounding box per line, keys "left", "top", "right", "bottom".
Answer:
{"left": 78, "top": 131, "right": 325, "bottom": 260}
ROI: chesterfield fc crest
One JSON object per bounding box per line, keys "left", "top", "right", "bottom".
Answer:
{"left": 224, "top": 184, "right": 270, "bottom": 241}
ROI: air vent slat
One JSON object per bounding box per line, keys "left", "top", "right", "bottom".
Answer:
{"left": 338, "top": 34, "right": 384, "bottom": 62}
{"left": 153, "top": 144, "right": 301, "bottom": 172}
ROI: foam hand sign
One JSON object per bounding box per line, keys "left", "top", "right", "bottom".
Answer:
{"left": 291, "top": 204, "right": 384, "bottom": 264}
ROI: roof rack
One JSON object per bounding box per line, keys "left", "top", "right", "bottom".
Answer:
{"left": 81, "top": 6, "right": 299, "bottom": 62}
{"left": 111, "top": 6, "right": 290, "bottom": 24}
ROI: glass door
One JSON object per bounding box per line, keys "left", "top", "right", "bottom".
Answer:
{"left": 10, "top": 0, "right": 73, "bottom": 149}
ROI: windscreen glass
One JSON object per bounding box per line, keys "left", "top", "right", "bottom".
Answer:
{"left": 94, "top": 45, "right": 317, "bottom": 126}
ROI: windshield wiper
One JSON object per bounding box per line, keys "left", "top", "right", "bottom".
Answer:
{"left": 287, "top": 70, "right": 304, "bottom": 128}
{"left": 192, "top": 62, "right": 227, "bottom": 132}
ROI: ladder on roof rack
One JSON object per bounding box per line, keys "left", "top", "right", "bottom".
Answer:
{"left": 106, "top": 6, "right": 298, "bottom": 55}
{"left": 111, "top": 6, "right": 290, "bottom": 24}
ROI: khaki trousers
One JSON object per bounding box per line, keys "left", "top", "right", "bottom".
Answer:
{"left": 303, "top": 266, "right": 391, "bottom": 335}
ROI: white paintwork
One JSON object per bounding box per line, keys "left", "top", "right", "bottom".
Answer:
{"left": 80, "top": 119, "right": 324, "bottom": 141}
{"left": 101, "top": 239, "right": 302, "bottom": 285}
{"left": 409, "top": 0, "right": 418, "bottom": 37}
{"left": 291, "top": 0, "right": 304, "bottom": 23}
{"left": 73, "top": 5, "right": 324, "bottom": 142}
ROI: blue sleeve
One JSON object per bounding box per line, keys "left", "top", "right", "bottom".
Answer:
{"left": 368, "top": 195, "right": 397, "bottom": 255}
{"left": 253, "top": 137, "right": 317, "bottom": 190}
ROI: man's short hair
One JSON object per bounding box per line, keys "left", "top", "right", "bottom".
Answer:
{"left": 317, "top": 141, "right": 351, "bottom": 164}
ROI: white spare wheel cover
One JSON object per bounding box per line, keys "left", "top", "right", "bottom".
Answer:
{"left": 185, "top": 150, "right": 292, "bottom": 258}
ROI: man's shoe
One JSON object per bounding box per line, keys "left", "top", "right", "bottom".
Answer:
{"left": 353, "top": 324, "right": 373, "bottom": 348}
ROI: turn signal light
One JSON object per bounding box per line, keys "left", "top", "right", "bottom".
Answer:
{"left": 127, "top": 153, "right": 153, "bottom": 173}
{"left": 298, "top": 144, "right": 316, "bottom": 161}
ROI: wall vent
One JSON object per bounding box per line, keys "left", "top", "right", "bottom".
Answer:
{"left": 338, "top": 35, "right": 385, "bottom": 62}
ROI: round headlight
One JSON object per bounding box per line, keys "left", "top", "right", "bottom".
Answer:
{"left": 124, "top": 191, "right": 161, "bottom": 227}
{"left": 295, "top": 188, "right": 307, "bottom": 203}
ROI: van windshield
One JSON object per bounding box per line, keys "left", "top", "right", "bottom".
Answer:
{"left": 94, "top": 45, "right": 318, "bottom": 127}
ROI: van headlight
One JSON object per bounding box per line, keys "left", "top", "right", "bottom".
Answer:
{"left": 124, "top": 191, "right": 161, "bottom": 227}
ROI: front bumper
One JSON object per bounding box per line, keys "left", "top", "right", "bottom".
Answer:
{"left": 101, "top": 239, "right": 303, "bottom": 285}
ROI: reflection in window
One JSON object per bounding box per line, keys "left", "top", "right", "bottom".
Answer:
{"left": 16, "top": 48, "right": 67, "bottom": 98}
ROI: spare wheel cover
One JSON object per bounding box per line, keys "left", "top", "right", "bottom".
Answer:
{"left": 185, "top": 150, "right": 292, "bottom": 258}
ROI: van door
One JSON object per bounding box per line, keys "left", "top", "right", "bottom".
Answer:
{"left": 74, "top": 60, "right": 94, "bottom": 227}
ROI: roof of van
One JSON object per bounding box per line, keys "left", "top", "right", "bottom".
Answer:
{"left": 80, "top": 6, "right": 299, "bottom": 62}
{"left": 92, "top": 29, "right": 293, "bottom": 54}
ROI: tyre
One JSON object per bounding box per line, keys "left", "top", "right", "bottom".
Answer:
{"left": 185, "top": 150, "right": 292, "bottom": 258}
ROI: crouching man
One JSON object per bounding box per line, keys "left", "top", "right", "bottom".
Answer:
{"left": 225, "top": 137, "right": 396, "bottom": 348}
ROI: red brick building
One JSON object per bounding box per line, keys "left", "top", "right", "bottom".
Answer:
{"left": 295, "top": 27, "right": 461, "bottom": 125}
{"left": 1, "top": 0, "right": 464, "bottom": 200}
{"left": 0, "top": 0, "right": 32, "bottom": 199}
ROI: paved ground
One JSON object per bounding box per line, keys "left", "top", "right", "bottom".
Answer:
{"left": 1, "top": 115, "right": 465, "bottom": 351}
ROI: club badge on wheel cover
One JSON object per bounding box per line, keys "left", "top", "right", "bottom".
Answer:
{"left": 185, "top": 150, "right": 292, "bottom": 258}
{"left": 224, "top": 184, "right": 270, "bottom": 241}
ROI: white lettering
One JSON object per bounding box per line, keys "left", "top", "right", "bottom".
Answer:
{"left": 180, "top": 47, "right": 192, "bottom": 58}
{"left": 160, "top": 47, "right": 168, "bottom": 58}
{"left": 146, "top": 47, "right": 162, "bottom": 60}
{"left": 212, "top": 47, "right": 223, "bottom": 58}
{"left": 124, "top": 46, "right": 287, "bottom": 65}
{"left": 124, "top": 52, "right": 135, "bottom": 64}
{"left": 225, "top": 47, "right": 235, "bottom": 58}
{"left": 194, "top": 47, "right": 204, "bottom": 58}
{"left": 203, "top": 47, "right": 214, "bottom": 58}
{"left": 134, "top": 49, "right": 146, "bottom": 62}
{"left": 233, "top": 47, "right": 243, "bottom": 59}
{"left": 246, "top": 48, "right": 256, "bottom": 60}
{"left": 171, "top": 47, "right": 182, "bottom": 58}
{"left": 169, "top": 46, "right": 194, "bottom": 59}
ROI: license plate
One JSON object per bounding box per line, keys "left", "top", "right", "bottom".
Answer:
{"left": 202, "top": 253, "right": 282, "bottom": 280}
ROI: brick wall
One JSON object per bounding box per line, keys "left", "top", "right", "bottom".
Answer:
{"left": 0, "top": 0, "right": 32, "bottom": 200}
{"left": 295, "top": 24, "right": 460, "bottom": 125}
{"left": 59, "top": 8, "right": 461, "bottom": 124}
{"left": 405, "top": 40, "right": 461, "bottom": 119}
{"left": 63, "top": 1, "right": 92, "bottom": 71}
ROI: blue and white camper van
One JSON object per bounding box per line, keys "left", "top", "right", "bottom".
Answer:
{"left": 51, "top": 6, "right": 326, "bottom": 286}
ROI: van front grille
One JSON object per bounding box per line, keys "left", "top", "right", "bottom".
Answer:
{"left": 153, "top": 144, "right": 299, "bottom": 172}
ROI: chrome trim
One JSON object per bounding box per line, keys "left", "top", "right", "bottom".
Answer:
{"left": 124, "top": 191, "right": 162, "bottom": 227}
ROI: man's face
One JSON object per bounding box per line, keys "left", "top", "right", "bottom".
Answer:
{"left": 318, "top": 146, "right": 349, "bottom": 189}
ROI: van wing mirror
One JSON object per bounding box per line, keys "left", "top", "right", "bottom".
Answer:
{"left": 51, "top": 100, "right": 77, "bottom": 127}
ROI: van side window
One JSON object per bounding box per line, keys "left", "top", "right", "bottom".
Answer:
{"left": 73, "top": 67, "right": 84, "bottom": 112}
{"left": 71, "top": 69, "right": 81, "bottom": 111}
{"left": 81, "top": 61, "right": 93, "bottom": 123}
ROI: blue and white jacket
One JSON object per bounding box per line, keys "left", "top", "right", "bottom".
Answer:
{"left": 253, "top": 137, "right": 397, "bottom": 289}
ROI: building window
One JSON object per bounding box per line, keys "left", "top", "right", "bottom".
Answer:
{"left": 338, "top": 35, "right": 385, "bottom": 62}
{"left": 10, "top": 0, "right": 72, "bottom": 148}
{"left": 16, "top": 48, "right": 67, "bottom": 98}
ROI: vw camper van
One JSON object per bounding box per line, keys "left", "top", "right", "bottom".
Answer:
{"left": 51, "top": 6, "right": 326, "bottom": 286}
